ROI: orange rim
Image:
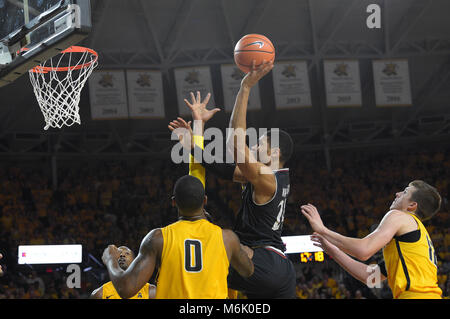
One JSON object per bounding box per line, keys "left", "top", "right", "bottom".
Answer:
{"left": 29, "top": 46, "right": 98, "bottom": 73}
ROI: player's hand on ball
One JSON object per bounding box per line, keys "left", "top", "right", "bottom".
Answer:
{"left": 184, "top": 91, "right": 220, "bottom": 123}
{"left": 241, "top": 60, "right": 274, "bottom": 89}
{"left": 169, "top": 117, "right": 193, "bottom": 150}
{"left": 102, "top": 245, "right": 120, "bottom": 265}
{"left": 300, "top": 203, "right": 326, "bottom": 234}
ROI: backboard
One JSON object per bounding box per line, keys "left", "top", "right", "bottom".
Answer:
{"left": 0, "top": 0, "right": 91, "bottom": 87}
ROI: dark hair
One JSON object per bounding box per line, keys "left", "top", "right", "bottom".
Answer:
{"left": 409, "top": 180, "right": 441, "bottom": 221}
{"left": 173, "top": 175, "right": 205, "bottom": 215}
{"left": 265, "top": 129, "right": 294, "bottom": 164}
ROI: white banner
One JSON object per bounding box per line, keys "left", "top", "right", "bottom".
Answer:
{"left": 272, "top": 61, "right": 312, "bottom": 109}
{"left": 174, "top": 66, "right": 216, "bottom": 116}
{"left": 373, "top": 59, "right": 412, "bottom": 107}
{"left": 220, "top": 64, "right": 261, "bottom": 112}
{"left": 324, "top": 59, "right": 362, "bottom": 107}
{"left": 126, "top": 70, "right": 165, "bottom": 118}
{"left": 88, "top": 70, "right": 129, "bottom": 120}
{"left": 282, "top": 236, "right": 323, "bottom": 254}
{"left": 18, "top": 245, "right": 82, "bottom": 264}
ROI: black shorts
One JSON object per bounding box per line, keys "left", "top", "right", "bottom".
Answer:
{"left": 227, "top": 246, "right": 296, "bottom": 299}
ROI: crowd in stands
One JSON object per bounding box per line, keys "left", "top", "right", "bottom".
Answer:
{"left": 0, "top": 145, "right": 449, "bottom": 299}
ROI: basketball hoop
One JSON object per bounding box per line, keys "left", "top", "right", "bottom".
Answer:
{"left": 28, "top": 46, "right": 98, "bottom": 130}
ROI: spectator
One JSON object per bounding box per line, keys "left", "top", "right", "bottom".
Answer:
{"left": 0, "top": 147, "right": 448, "bottom": 298}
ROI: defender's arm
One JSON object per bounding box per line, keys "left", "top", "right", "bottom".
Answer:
{"left": 102, "top": 229, "right": 162, "bottom": 299}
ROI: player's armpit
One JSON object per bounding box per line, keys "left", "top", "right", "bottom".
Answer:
{"left": 376, "top": 261, "right": 388, "bottom": 282}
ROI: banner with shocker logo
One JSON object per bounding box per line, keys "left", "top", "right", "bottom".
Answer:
{"left": 126, "top": 70, "right": 165, "bottom": 119}
{"left": 89, "top": 70, "right": 129, "bottom": 120}
{"left": 373, "top": 59, "right": 412, "bottom": 107}
{"left": 324, "top": 59, "right": 362, "bottom": 108}
{"left": 272, "top": 60, "right": 312, "bottom": 109}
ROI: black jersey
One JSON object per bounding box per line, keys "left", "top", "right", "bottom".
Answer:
{"left": 233, "top": 168, "right": 290, "bottom": 251}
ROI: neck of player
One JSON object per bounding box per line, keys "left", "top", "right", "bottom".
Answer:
{"left": 178, "top": 211, "right": 206, "bottom": 221}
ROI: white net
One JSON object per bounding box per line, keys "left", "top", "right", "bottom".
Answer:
{"left": 28, "top": 47, "right": 98, "bottom": 130}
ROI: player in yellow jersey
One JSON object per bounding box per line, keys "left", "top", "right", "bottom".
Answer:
{"left": 90, "top": 246, "right": 156, "bottom": 299}
{"left": 301, "top": 180, "right": 443, "bottom": 299}
{"left": 102, "top": 175, "right": 254, "bottom": 299}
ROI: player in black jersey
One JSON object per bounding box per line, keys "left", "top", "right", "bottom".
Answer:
{"left": 168, "top": 60, "right": 296, "bottom": 298}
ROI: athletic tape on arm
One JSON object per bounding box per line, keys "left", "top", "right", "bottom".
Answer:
{"left": 189, "top": 135, "right": 205, "bottom": 188}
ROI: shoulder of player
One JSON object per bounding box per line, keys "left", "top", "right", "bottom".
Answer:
{"left": 383, "top": 209, "right": 410, "bottom": 219}
{"left": 251, "top": 165, "right": 277, "bottom": 192}
{"left": 221, "top": 229, "right": 239, "bottom": 246}
{"left": 140, "top": 228, "right": 163, "bottom": 254}
{"left": 221, "top": 228, "right": 234, "bottom": 236}
{"left": 380, "top": 209, "right": 415, "bottom": 226}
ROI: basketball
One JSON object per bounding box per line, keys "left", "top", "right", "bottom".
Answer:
{"left": 234, "top": 34, "right": 275, "bottom": 73}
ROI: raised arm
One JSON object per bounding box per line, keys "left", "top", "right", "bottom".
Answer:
{"left": 222, "top": 229, "right": 254, "bottom": 278}
{"left": 311, "top": 233, "right": 386, "bottom": 286}
{"left": 301, "top": 204, "right": 404, "bottom": 261}
{"left": 102, "top": 229, "right": 163, "bottom": 299}
{"left": 169, "top": 91, "right": 248, "bottom": 184}
{"left": 184, "top": 91, "right": 221, "bottom": 187}
{"left": 227, "top": 60, "right": 276, "bottom": 203}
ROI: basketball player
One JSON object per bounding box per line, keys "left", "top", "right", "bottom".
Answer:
{"left": 102, "top": 175, "right": 254, "bottom": 299}
{"left": 168, "top": 60, "right": 296, "bottom": 298}
{"left": 301, "top": 180, "right": 443, "bottom": 299}
{"left": 91, "top": 246, "right": 156, "bottom": 299}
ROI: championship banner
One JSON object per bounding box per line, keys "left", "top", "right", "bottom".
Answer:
{"left": 88, "top": 70, "right": 129, "bottom": 120}
{"left": 272, "top": 60, "right": 312, "bottom": 109}
{"left": 324, "top": 59, "right": 362, "bottom": 107}
{"left": 174, "top": 66, "right": 215, "bottom": 116}
{"left": 373, "top": 59, "right": 412, "bottom": 107}
{"left": 220, "top": 64, "right": 261, "bottom": 112}
{"left": 126, "top": 70, "right": 165, "bottom": 118}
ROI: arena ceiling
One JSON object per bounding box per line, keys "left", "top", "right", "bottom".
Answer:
{"left": 0, "top": 0, "right": 450, "bottom": 158}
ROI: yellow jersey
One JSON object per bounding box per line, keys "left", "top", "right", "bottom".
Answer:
{"left": 102, "top": 281, "right": 150, "bottom": 299}
{"left": 383, "top": 213, "right": 442, "bottom": 299}
{"left": 155, "top": 219, "right": 229, "bottom": 299}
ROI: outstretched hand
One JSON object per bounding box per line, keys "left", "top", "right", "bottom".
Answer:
{"left": 168, "top": 117, "right": 193, "bottom": 150}
{"left": 310, "top": 232, "right": 337, "bottom": 256}
{"left": 102, "top": 245, "right": 120, "bottom": 267}
{"left": 184, "top": 91, "right": 221, "bottom": 123}
{"left": 300, "top": 203, "right": 327, "bottom": 234}
{"left": 241, "top": 60, "right": 274, "bottom": 89}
